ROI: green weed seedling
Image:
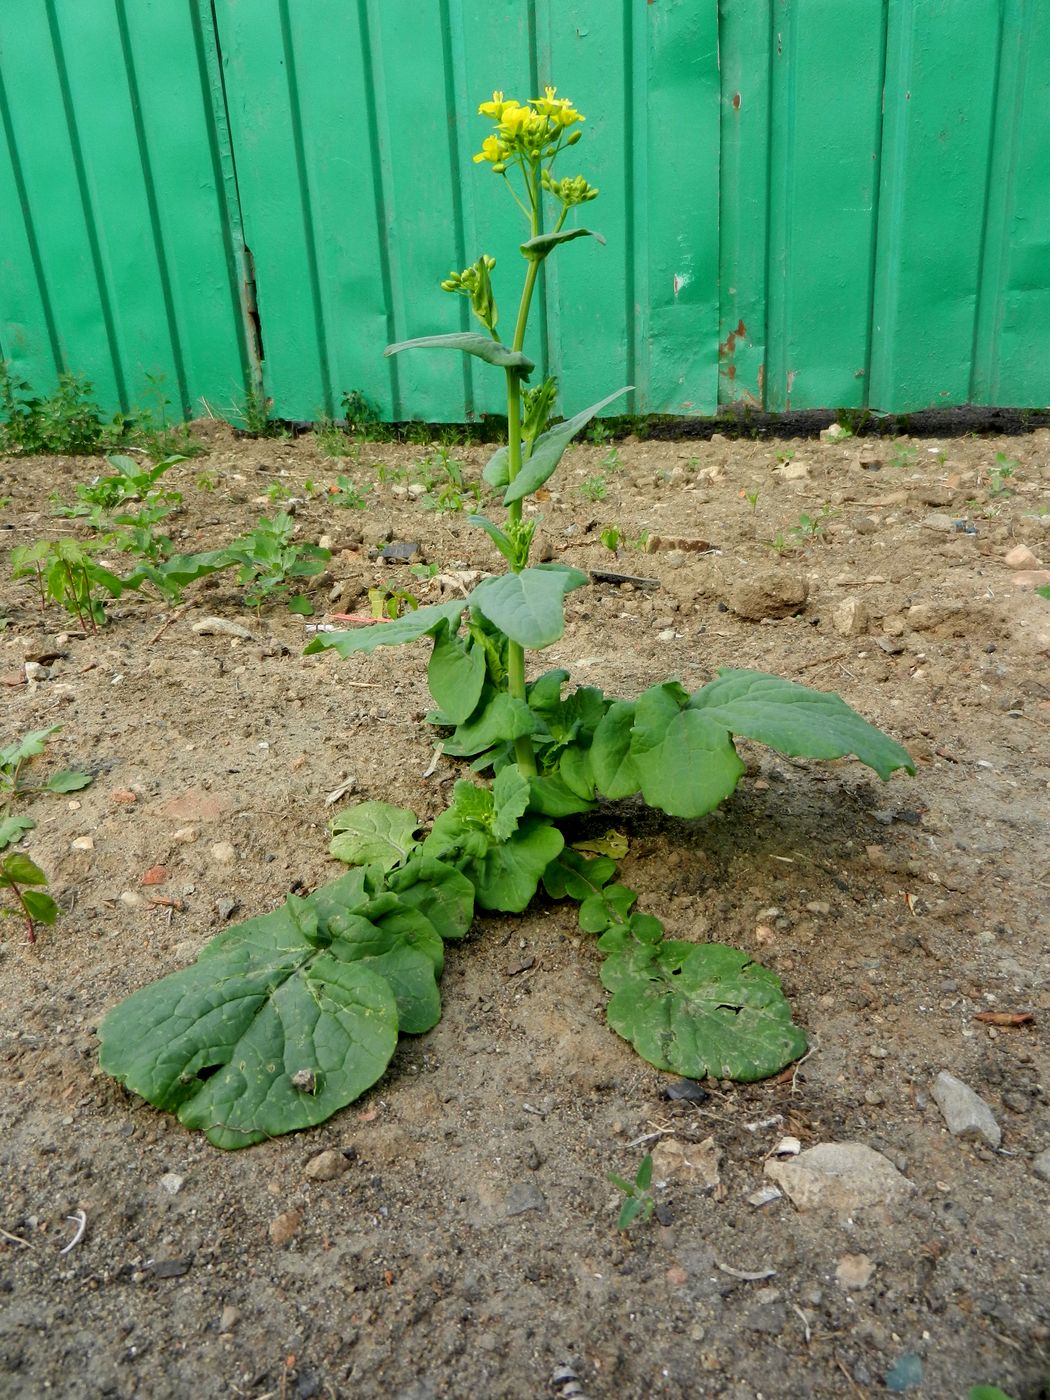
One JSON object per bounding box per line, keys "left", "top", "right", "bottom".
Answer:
{"left": 228, "top": 512, "right": 331, "bottom": 610}
{"left": 600, "top": 525, "right": 622, "bottom": 553}
{"left": 1, "top": 726, "right": 92, "bottom": 943}
{"left": 369, "top": 581, "right": 420, "bottom": 619}
{"left": 341, "top": 389, "right": 389, "bottom": 440}
{"left": 790, "top": 504, "right": 834, "bottom": 543}
{"left": 989, "top": 452, "right": 1018, "bottom": 497}
{"left": 608, "top": 1154, "right": 656, "bottom": 1230}
{"left": 417, "top": 446, "right": 481, "bottom": 513}
{"left": 581, "top": 474, "right": 608, "bottom": 503}
{"left": 195, "top": 470, "right": 219, "bottom": 492}
{"left": 54, "top": 452, "right": 184, "bottom": 516}
{"left": 888, "top": 441, "right": 918, "bottom": 471}
{"left": 11, "top": 540, "right": 126, "bottom": 631}
{"left": 97, "top": 80, "right": 913, "bottom": 1150}
{"left": 328, "top": 475, "right": 370, "bottom": 510}
{"left": 0, "top": 364, "right": 106, "bottom": 455}
{"left": 602, "top": 447, "right": 621, "bottom": 473}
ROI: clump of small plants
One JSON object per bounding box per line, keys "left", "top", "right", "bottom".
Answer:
{"left": 97, "top": 82, "right": 913, "bottom": 1150}
{"left": 1, "top": 726, "right": 92, "bottom": 942}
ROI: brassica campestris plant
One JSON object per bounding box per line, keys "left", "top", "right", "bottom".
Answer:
{"left": 98, "top": 83, "right": 913, "bottom": 1148}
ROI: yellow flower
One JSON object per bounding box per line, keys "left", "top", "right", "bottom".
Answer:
{"left": 478, "top": 91, "right": 519, "bottom": 121}
{"left": 472, "top": 133, "right": 507, "bottom": 165}
{"left": 530, "top": 85, "right": 585, "bottom": 127}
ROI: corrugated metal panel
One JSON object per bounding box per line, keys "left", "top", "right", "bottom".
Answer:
{"left": 1, "top": 1, "right": 1047, "bottom": 421}
{"left": 212, "top": 0, "right": 719, "bottom": 422}
{"left": 0, "top": 0, "right": 251, "bottom": 417}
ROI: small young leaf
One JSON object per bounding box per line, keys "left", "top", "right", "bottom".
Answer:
{"left": 45, "top": 769, "right": 93, "bottom": 794}
{"left": 0, "top": 815, "right": 35, "bottom": 851}
{"left": 520, "top": 228, "right": 606, "bottom": 259}
{"left": 502, "top": 387, "right": 632, "bottom": 504}
{"left": 470, "top": 565, "right": 588, "bottom": 649}
{"left": 288, "top": 595, "right": 314, "bottom": 616}
{"left": 467, "top": 513, "right": 516, "bottom": 562}
{"left": 579, "top": 883, "right": 636, "bottom": 934}
{"left": 384, "top": 332, "right": 534, "bottom": 376}
{"left": 329, "top": 801, "right": 421, "bottom": 871}
{"left": 618, "top": 1197, "right": 643, "bottom": 1230}
{"left": 491, "top": 765, "right": 531, "bottom": 842}
{"left": 542, "top": 848, "right": 618, "bottom": 901}
{"left": 22, "top": 890, "right": 59, "bottom": 926}
{"left": 442, "top": 692, "right": 539, "bottom": 757}
{"left": 601, "top": 940, "right": 807, "bottom": 1082}
{"left": 0, "top": 725, "right": 62, "bottom": 774}
{"left": 635, "top": 1154, "right": 653, "bottom": 1190}
{"left": 0, "top": 853, "right": 49, "bottom": 887}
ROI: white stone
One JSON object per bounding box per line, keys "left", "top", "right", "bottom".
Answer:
{"left": 931, "top": 1071, "right": 1002, "bottom": 1148}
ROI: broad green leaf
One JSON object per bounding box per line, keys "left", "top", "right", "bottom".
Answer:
{"left": 332, "top": 907, "right": 443, "bottom": 1031}
{"left": 527, "top": 773, "right": 595, "bottom": 817}
{"left": 387, "top": 857, "right": 475, "bottom": 941}
{"left": 46, "top": 769, "right": 93, "bottom": 794}
{"left": 633, "top": 707, "right": 746, "bottom": 819}
{"left": 968, "top": 1388, "right": 1015, "bottom": 1400}
{"left": 329, "top": 801, "right": 421, "bottom": 871}
{"left": 601, "top": 940, "right": 807, "bottom": 1082}
{"left": 481, "top": 443, "right": 511, "bottom": 490}
{"left": 22, "top": 890, "right": 59, "bottom": 926}
{"left": 125, "top": 547, "right": 241, "bottom": 593}
{"left": 689, "top": 670, "right": 915, "bottom": 780}
{"left": 0, "top": 815, "right": 34, "bottom": 851}
{"left": 442, "top": 693, "right": 539, "bottom": 757}
{"left": 98, "top": 878, "right": 411, "bottom": 1148}
{"left": 0, "top": 853, "right": 48, "bottom": 887}
{"left": 502, "top": 387, "right": 632, "bottom": 504}
{"left": 304, "top": 599, "right": 465, "bottom": 658}
{"left": 526, "top": 669, "right": 570, "bottom": 713}
{"left": 384, "top": 332, "right": 534, "bottom": 376}
{"left": 520, "top": 228, "right": 606, "bottom": 259}
{"left": 469, "top": 819, "right": 565, "bottom": 912}
{"left": 590, "top": 701, "right": 641, "bottom": 799}
{"left": 427, "top": 624, "right": 486, "bottom": 725}
{"left": 491, "top": 765, "right": 531, "bottom": 841}
{"left": 556, "top": 745, "right": 597, "bottom": 801}
{"left": 470, "top": 565, "right": 588, "bottom": 649}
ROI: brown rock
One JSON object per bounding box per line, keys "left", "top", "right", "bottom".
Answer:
{"left": 268, "top": 1209, "right": 302, "bottom": 1246}
{"left": 154, "top": 788, "right": 235, "bottom": 823}
{"left": 836, "top": 1253, "right": 875, "bottom": 1290}
{"left": 304, "top": 1149, "right": 351, "bottom": 1182}
{"left": 765, "top": 1142, "right": 914, "bottom": 1213}
{"left": 141, "top": 865, "right": 167, "bottom": 886}
{"left": 727, "top": 571, "right": 808, "bottom": 621}
{"left": 1004, "top": 543, "right": 1041, "bottom": 570}
{"left": 832, "top": 597, "right": 868, "bottom": 637}
{"left": 651, "top": 1136, "right": 721, "bottom": 1190}
{"left": 111, "top": 788, "right": 138, "bottom": 805}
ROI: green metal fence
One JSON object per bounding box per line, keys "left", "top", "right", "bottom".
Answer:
{"left": 1, "top": 1, "right": 1047, "bottom": 424}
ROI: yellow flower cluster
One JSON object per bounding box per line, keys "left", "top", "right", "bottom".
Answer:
{"left": 541, "top": 170, "right": 599, "bottom": 206}
{"left": 472, "top": 86, "right": 584, "bottom": 167}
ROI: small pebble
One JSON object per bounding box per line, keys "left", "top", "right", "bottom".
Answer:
{"left": 71, "top": 836, "right": 94, "bottom": 852}
{"left": 304, "top": 1149, "right": 350, "bottom": 1182}
{"left": 268, "top": 1209, "right": 302, "bottom": 1246}
{"left": 210, "top": 841, "right": 236, "bottom": 865}
{"left": 159, "top": 1172, "right": 184, "bottom": 1195}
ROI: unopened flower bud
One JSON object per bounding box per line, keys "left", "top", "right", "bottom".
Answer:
{"left": 492, "top": 162, "right": 507, "bottom": 174}
{"left": 567, "top": 129, "right": 583, "bottom": 146}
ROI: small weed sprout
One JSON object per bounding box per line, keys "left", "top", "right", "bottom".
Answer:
{"left": 329, "top": 475, "right": 370, "bottom": 510}
{"left": 600, "top": 525, "right": 621, "bottom": 552}
{"left": 889, "top": 441, "right": 918, "bottom": 470}
{"left": 580, "top": 474, "right": 608, "bottom": 502}
{"left": 989, "top": 452, "right": 1018, "bottom": 497}
{"left": 608, "top": 1154, "right": 656, "bottom": 1230}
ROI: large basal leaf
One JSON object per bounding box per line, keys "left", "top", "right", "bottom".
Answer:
{"left": 329, "top": 801, "right": 421, "bottom": 871}
{"left": 96, "top": 871, "right": 452, "bottom": 1149}
{"left": 304, "top": 600, "right": 465, "bottom": 658}
{"left": 470, "top": 565, "right": 588, "bottom": 649}
{"left": 520, "top": 228, "right": 606, "bottom": 258}
{"left": 502, "top": 387, "right": 632, "bottom": 504}
{"left": 427, "top": 624, "right": 486, "bottom": 725}
{"left": 601, "top": 939, "right": 807, "bottom": 1082}
{"left": 689, "top": 670, "right": 915, "bottom": 780}
{"left": 384, "top": 332, "right": 534, "bottom": 376}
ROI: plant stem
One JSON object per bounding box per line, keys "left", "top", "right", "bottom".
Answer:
{"left": 9, "top": 881, "right": 35, "bottom": 943}
{"left": 502, "top": 160, "right": 546, "bottom": 779}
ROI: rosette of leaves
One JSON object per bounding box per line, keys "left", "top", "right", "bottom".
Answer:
{"left": 97, "top": 856, "right": 473, "bottom": 1149}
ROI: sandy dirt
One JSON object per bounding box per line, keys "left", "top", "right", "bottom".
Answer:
{"left": 1, "top": 421, "right": 1048, "bottom": 1399}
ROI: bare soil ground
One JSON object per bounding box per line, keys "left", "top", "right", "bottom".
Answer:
{"left": 1, "top": 422, "right": 1048, "bottom": 1400}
